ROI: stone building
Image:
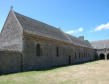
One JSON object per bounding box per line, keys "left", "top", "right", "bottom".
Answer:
{"left": 91, "top": 40, "right": 109, "bottom": 60}
{"left": 0, "top": 9, "right": 98, "bottom": 74}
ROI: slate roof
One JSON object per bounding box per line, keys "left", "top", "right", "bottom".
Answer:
{"left": 66, "top": 34, "right": 92, "bottom": 47}
{"left": 14, "top": 11, "right": 92, "bottom": 48}
{"left": 91, "top": 40, "right": 109, "bottom": 49}
{"left": 15, "top": 12, "right": 73, "bottom": 43}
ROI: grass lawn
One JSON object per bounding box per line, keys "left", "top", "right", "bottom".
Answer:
{"left": 0, "top": 60, "right": 109, "bottom": 84}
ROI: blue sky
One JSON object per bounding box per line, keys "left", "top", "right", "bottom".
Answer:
{"left": 0, "top": 0, "right": 109, "bottom": 41}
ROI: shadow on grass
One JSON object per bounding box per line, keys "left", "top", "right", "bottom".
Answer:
{"left": 36, "top": 59, "right": 99, "bottom": 71}
{"left": 0, "top": 59, "right": 100, "bottom": 76}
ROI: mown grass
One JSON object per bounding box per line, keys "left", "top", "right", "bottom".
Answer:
{"left": 0, "top": 60, "right": 109, "bottom": 84}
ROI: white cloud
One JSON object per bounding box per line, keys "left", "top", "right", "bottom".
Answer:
{"left": 66, "top": 27, "right": 84, "bottom": 34}
{"left": 66, "top": 30, "right": 75, "bottom": 34}
{"left": 78, "top": 27, "right": 83, "bottom": 32}
{"left": 94, "top": 22, "right": 109, "bottom": 31}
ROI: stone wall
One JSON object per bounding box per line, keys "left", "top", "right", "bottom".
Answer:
{"left": 0, "top": 34, "right": 96, "bottom": 74}
{"left": 22, "top": 34, "right": 95, "bottom": 71}
{"left": 0, "top": 51, "right": 22, "bottom": 74}
{"left": 96, "top": 48, "right": 109, "bottom": 59}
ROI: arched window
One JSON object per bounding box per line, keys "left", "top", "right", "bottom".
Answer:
{"left": 56, "top": 47, "right": 59, "bottom": 57}
{"left": 36, "top": 44, "right": 41, "bottom": 56}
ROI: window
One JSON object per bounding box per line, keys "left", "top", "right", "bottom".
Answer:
{"left": 56, "top": 47, "right": 59, "bottom": 57}
{"left": 82, "top": 53, "right": 83, "bottom": 58}
{"left": 36, "top": 44, "right": 41, "bottom": 56}
{"left": 86, "top": 53, "right": 88, "bottom": 57}
{"left": 84, "top": 52, "right": 85, "bottom": 58}
{"left": 79, "top": 53, "right": 80, "bottom": 59}
{"left": 75, "top": 52, "right": 76, "bottom": 59}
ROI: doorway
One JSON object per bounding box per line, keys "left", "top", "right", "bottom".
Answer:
{"left": 100, "top": 53, "right": 105, "bottom": 59}
{"left": 68, "top": 56, "right": 71, "bottom": 65}
{"left": 107, "top": 53, "right": 109, "bottom": 59}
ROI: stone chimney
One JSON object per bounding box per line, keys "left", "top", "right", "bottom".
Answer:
{"left": 78, "top": 36, "right": 84, "bottom": 40}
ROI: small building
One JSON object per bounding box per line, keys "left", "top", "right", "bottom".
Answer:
{"left": 0, "top": 9, "right": 96, "bottom": 74}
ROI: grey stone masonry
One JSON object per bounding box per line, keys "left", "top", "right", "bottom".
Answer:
{"left": 0, "top": 9, "right": 98, "bottom": 74}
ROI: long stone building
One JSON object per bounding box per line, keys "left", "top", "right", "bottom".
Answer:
{"left": 0, "top": 9, "right": 108, "bottom": 74}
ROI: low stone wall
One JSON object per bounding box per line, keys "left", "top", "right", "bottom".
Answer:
{"left": 0, "top": 51, "right": 22, "bottom": 74}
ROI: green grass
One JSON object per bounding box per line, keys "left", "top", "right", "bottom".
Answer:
{"left": 0, "top": 60, "right": 109, "bottom": 84}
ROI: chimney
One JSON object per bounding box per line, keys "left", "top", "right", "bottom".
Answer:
{"left": 78, "top": 36, "right": 84, "bottom": 40}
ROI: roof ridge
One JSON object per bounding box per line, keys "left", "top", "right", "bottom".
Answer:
{"left": 14, "top": 11, "right": 60, "bottom": 31}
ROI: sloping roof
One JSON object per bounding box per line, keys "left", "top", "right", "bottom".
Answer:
{"left": 91, "top": 40, "right": 109, "bottom": 49}
{"left": 66, "top": 34, "right": 92, "bottom": 47}
{"left": 14, "top": 12, "right": 72, "bottom": 43}
{"left": 14, "top": 11, "right": 92, "bottom": 48}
